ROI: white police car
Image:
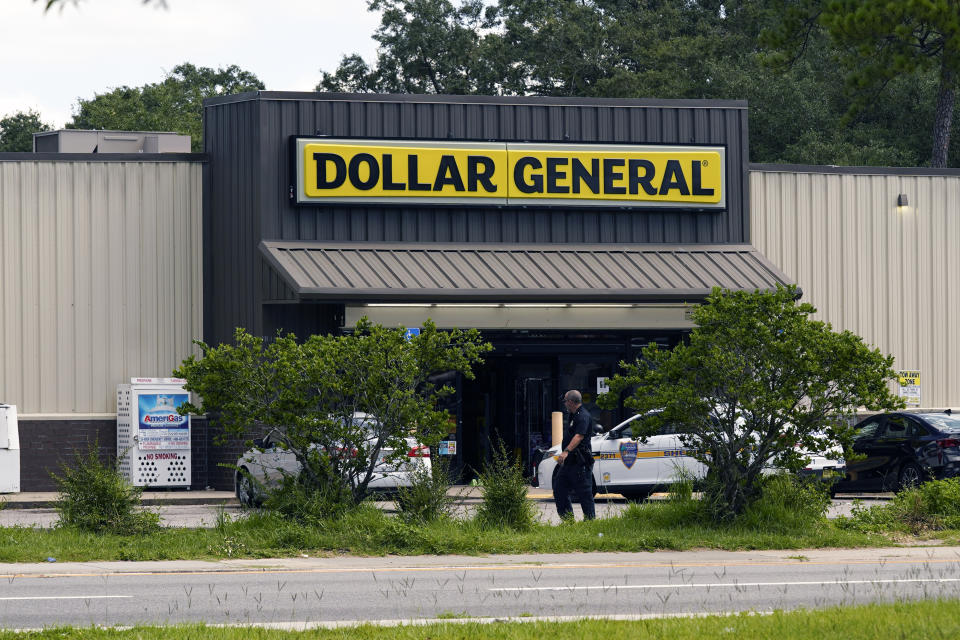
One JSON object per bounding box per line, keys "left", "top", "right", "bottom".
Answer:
{"left": 535, "top": 412, "right": 705, "bottom": 500}
{"left": 234, "top": 412, "right": 431, "bottom": 507}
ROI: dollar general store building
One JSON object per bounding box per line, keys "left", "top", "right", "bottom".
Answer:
{"left": 1, "top": 93, "right": 957, "bottom": 489}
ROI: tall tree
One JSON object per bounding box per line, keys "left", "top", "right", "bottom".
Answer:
{"left": 69, "top": 63, "right": 264, "bottom": 151}
{"left": 764, "top": 0, "right": 960, "bottom": 167}
{"left": 602, "top": 286, "right": 902, "bottom": 519}
{"left": 318, "top": 0, "right": 500, "bottom": 94}
{"left": 320, "top": 0, "right": 949, "bottom": 166}
{"left": 0, "top": 110, "right": 52, "bottom": 152}
{"left": 320, "top": 0, "right": 729, "bottom": 98}
{"left": 495, "top": 0, "right": 726, "bottom": 98}
{"left": 176, "top": 320, "right": 490, "bottom": 506}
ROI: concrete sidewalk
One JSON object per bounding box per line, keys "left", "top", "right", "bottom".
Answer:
{"left": 0, "top": 485, "right": 539, "bottom": 510}
{"left": 1, "top": 490, "right": 240, "bottom": 509}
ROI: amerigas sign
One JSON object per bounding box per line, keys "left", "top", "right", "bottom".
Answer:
{"left": 294, "top": 138, "right": 725, "bottom": 209}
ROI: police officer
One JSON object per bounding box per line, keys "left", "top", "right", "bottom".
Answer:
{"left": 554, "top": 389, "right": 596, "bottom": 521}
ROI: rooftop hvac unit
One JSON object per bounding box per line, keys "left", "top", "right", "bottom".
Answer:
{"left": 33, "top": 130, "right": 191, "bottom": 153}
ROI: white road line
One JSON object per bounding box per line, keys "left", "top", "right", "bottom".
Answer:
{"left": 491, "top": 577, "right": 960, "bottom": 592}
{"left": 0, "top": 595, "right": 133, "bottom": 601}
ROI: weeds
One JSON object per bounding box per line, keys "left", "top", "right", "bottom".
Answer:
{"left": 51, "top": 443, "right": 159, "bottom": 535}
{"left": 263, "top": 473, "right": 356, "bottom": 524}
{"left": 395, "top": 457, "right": 460, "bottom": 524}
{"left": 474, "top": 440, "right": 536, "bottom": 531}
{"left": 0, "top": 589, "right": 957, "bottom": 637}
{"left": 838, "top": 477, "right": 960, "bottom": 534}
{"left": 737, "top": 473, "right": 831, "bottom": 532}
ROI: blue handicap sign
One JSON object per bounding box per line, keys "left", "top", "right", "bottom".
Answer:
{"left": 404, "top": 327, "right": 421, "bottom": 340}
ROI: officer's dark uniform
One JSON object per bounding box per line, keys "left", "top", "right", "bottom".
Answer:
{"left": 554, "top": 404, "right": 596, "bottom": 520}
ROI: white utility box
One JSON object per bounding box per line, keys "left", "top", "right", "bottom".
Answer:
{"left": 117, "top": 378, "right": 191, "bottom": 487}
{"left": 0, "top": 404, "right": 21, "bottom": 493}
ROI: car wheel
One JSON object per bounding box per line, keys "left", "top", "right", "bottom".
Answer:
{"left": 236, "top": 468, "right": 260, "bottom": 508}
{"left": 898, "top": 463, "right": 924, "bottom": 491}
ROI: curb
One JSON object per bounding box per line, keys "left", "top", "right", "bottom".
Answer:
{"left": 1, "top": 497, "right": 240, "bottom": 510}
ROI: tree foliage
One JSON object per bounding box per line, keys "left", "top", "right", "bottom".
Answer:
{"left": 602, "top": 286, "right": 903, "bottom": 520}
{"left": 175, "top": 320, "right": 490, "bottom": 505}
{"left": 69, "top": 63, "right": 264, "bottom": 152}
{"left": 318, "top": 0, "right": 500, "bottom": 94}
{"left": 496, "top": 0, "right": 727, "bottom": 98}
{"left": 0, "top": 110, "right": 52, "bottom": 152}
{"left": 762, "top": 0, "right": 960, "bottom": 167}
{"left": 319, "top": 0, "right": 960, "bottom": 166}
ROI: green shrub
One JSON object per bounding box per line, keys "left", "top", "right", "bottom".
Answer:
{"left": 890, "top": 477, "right": 960, "bottom": 532}
{"left": 838, "top": 477, "right": 960, "bottom": 534}
{"left": 474, "top": 439, "right": 536, "bottom": 531}
{"left": 737, "top": 473, "right": 831, "bottom": 532}
{"left": 396, "top": 457, "right": 459, "bottom": 524}
{"left": 264, "top": 473, "right": 355, "bottom": 524}
{"left": 52, "top": 444, "right": 159, "bottom": 535}
{"left": 623, "top": 467, "right": 706, "bottom": 528}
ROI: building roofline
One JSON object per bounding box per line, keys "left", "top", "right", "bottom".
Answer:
{"left": 750, "top": 162, "right": 960, "bottom": 177}
{"left": 0, "top": 153, "right": 207, "bottom": 162}
{"left": 204, "top": 90, "right": 749, "bottom": 110}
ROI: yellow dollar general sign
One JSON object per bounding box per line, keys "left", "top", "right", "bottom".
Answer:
{"left": 295, "top": 138, "right": 725, "bottom": 208}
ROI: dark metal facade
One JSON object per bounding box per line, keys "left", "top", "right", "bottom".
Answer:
{"left": 203, "top": 92, "right": 751, "bottom": 344}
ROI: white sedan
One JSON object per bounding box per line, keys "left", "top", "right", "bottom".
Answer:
{"left": 535, "top": 412, "right": 705, "bottom": 500}
{"left": 234, "top": 412, "right": 431, "bottom": 507}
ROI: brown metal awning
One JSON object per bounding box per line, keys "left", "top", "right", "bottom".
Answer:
{"left": 259, "top": 241, "right": 795, "bottom": 303}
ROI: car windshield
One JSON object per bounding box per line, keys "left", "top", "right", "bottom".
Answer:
{"left": 921, "top": 414, "right": 960, "bottom": 433}
{"left": 613, "top": 425, "right": 634, "bottom": 439}
{"left": 656, "top": 422, "right": 689, "bottom": 436}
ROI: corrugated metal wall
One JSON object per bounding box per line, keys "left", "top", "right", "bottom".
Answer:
{"left": 204, "top": 98, "right": 262, "bottom": 344}
{"left": 750, "top": 166, "right": 960, "bottom": 408}
{"left": 0, "top": 159, "right": 204, "bottom": 416}
{"left": 204, "top": 92, "right": 751, "bottom": 346}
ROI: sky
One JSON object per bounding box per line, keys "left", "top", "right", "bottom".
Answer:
{"left": 1, "top": 0, "right": 381, "bottom": 127}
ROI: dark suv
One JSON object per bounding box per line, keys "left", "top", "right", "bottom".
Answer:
{"left": 833, "top": 411, "right": 960, "bottom": 492}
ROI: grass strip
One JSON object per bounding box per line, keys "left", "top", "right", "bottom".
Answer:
{"left": 2, "top": 598, "right": 960, "bottom": 638}
{"left": 0, "top": 500, "right": 900, "bottom": 563}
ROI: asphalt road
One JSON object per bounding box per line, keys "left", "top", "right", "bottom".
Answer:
{"left": 1, "top": 547, "right": 958, "bottom": 629}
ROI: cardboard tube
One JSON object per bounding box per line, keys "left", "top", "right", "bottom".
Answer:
{"left": 552, "top": 411, "right": 563, "bottom": 448}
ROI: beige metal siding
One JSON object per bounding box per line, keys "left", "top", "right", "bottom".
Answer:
{"left": 751, "top": 168, "right": 960, "bottom": 408}
{"left": 0, "top": 160, "right": 203, "bottom": 416}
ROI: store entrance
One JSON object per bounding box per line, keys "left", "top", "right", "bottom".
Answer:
{"left": 458, "top": 330, "right": 683, "bottom": 480}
